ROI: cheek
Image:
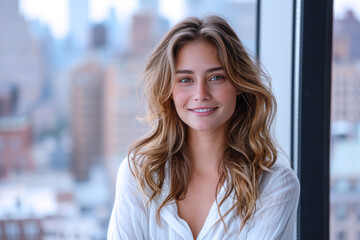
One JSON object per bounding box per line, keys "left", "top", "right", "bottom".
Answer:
{"left": 219, "top": 91, "right": 238, "bottom": 116}
{"left": 171, "top": 89, "right": 188, "bottom": 109}
{"left": 218, "top": 88, "right": 238, "bottom": 104}
{"left": 171, "top": 93, "right": 188, "bottom": 123}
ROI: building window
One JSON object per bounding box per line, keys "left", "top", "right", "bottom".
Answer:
{"left": 337, "top": 205, "right": 347, "bottom": 221}
{"left": 338, "top": 231, "right": 346, "bottom": 240}
{"left": 335, "top": 180, "right": 351, "bottom": 193}
{"left": 0, "top": 137, "right": 4, "bottom": 152}
{"left": 5, "top": 222, "right": 20, "bottom": 239}
{"left": 10, "top": 136, "right": 21, "bottom": 151}
{"left": 24, "top": 221, "right": 39, "bottom": 239}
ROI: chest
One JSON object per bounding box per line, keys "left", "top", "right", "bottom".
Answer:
{"left": 147, "top": 179, "right": 243, "bottom": 240}
{"left": 176, "top": 178, "right": 220, "bottom": 239}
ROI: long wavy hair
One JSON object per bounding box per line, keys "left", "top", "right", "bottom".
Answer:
{"left": 129, "top": 15, "right": 277, "bottom": 231}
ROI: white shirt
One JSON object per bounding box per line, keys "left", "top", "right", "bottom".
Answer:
{"left": 107, "top": 158, "right": 300, "bottom": 240}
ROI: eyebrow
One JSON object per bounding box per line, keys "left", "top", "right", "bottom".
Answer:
{"left": 175, "top": 67, "right": 224, "bottom": 74}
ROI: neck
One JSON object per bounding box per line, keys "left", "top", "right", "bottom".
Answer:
{"left": 187, "top": 128, "right": 226, "bottom": 177}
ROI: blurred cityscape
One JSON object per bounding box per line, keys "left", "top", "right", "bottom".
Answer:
{"left": 0, "top": 0, "right": 256, "bottom": 239}
{"left": 331, "top": 9, "right": 360, "bottom": 240}
{"left": 1, "top": 0, "right": 359, "bottom": 239}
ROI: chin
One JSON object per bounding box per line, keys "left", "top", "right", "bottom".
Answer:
{"left": 188, "top": 123, "right": 222, "bottom": 132}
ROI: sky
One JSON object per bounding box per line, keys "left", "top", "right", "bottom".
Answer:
{"left": 19, "top": 0, "right": 185, "bottom": 38}
{"left": 19, "top": 0, "right": 360, "bottom": 39}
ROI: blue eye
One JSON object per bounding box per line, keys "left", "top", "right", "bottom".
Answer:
{"left": 210, "top": 75, "right": 225, "bottom": 81}
{"left": 179, "top": 78, "right": 192, "bottom": 83}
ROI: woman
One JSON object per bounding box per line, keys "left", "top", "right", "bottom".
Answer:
{"left": 108, "top": 15, "right": 300, "bottom": 240}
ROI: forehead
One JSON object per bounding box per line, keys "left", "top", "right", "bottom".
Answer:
{"left": 175, "top": 40, "right": 222, "bottom": 70}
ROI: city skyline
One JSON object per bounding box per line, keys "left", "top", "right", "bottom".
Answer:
{"left": 0, "top": 0, "right": 359, "bottom": 239}
{"left": 19, "top": 0, "right": 185, "bottom": 38}
{"left": 18, "top": 0, "right": 360, "bottom": 39}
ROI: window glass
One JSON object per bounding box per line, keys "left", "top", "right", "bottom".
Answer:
{"left": 336, "top": 204, "right": 347, "bottom": 221}
{"left": 0, "top": 137, "right": 4, "bottom": 151}
{"left": 24, "top": 221, "right": 39, "bottom": 239}
{"left": 338, "top": 231, "right": 345, "bottom": 240}
{"left": 5, "top": 222, "right": 20, "bottom": 239}
{"left": 330, "top": 1, "right": 360, "bottom": 239}
{"left": 0, "top": 0, "right": 257, "bottom": 238}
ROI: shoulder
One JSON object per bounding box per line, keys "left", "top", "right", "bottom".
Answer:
{"left": 108, "top": 157, "right": 149, "bottom": 239}
{"left": 116, "top": 156, "right": 158, "bottom": 202}
{"left": 117, "top": 157, "right": 135, "bottom": 184}
{"left": 259, "top": 161, "right": 300, "bottom": 203}
{"left": 263, "top": 161, "right": 299, "bottom": 184}
{"left": 245, "top": 162, "right": 300, "bottom": 239}
{"left": 115, "top": 157, "right": 143, "bottom": 197}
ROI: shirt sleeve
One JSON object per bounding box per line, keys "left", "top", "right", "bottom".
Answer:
{"left": 107, "top": 158, "right": 148, "bottom": 240}
{"left": 246, "top": 165, "right": 300, "bottom": 240}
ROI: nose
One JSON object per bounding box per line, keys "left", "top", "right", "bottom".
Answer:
{"left": 193, "top": 81, "right": 210, "bottom": 101}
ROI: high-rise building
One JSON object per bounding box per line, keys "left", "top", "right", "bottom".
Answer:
{"left": 70, "top": 61, "right": 105, "bottom": 181}
{"left": 0, "top": 117, "right": 32, "bottom": 178}
{"left": 333, "top": 10, "right": 360, "bottom": 61}
{"left": 330, "top": 10, "right": 360, "bottom": 240}
{"left": 130, "top": 13, "right": 170, "bottom": 55}
{"left": 70, "top": 59, "right": 122, "bottom": 181}
{"left": 331, "top": 62, "right": 360, "bottom": 123}
{"left": 332, "top": 12, "right": 360, "bottom": 124}
{"left": 90, "top": 24, "right": 108, "bottom": 50}
{"left": 330, "top": 124, "right": 360, "bottom": 240}
{"left": 0, "top": 0, "right": 44, "bottom": 115}
{"left": 102, "top": 66, "right": 119, "bottom": 162}
{"left": 0, "top": 83, "right": 19, "bottom": 117}
{"left": 130, "top": 11, "right": 157, "bottom": 55}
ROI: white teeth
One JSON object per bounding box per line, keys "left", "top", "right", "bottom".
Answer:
{"left": 193, "top": 108, "right": 214, "bottom": 112}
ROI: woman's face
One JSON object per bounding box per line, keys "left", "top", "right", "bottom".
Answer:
{"left": 172, "top": 40, "right": 239, "bottom": 134}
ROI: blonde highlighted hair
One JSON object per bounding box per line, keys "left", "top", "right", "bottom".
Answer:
{"left": 129, "top": 15, "right": 277, "bottom": 231}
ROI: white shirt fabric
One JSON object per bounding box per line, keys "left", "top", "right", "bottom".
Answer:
{"left": 107, "top": 157, "right": 300, "bottom": 240}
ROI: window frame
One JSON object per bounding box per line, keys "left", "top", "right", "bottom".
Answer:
{"left": 293, "top": 0, "right": 333, "bottom": 239}
{"left": 257, "top": 0, "right": 333, "bottom": 238}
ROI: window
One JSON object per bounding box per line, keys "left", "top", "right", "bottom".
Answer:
{"left": 0, "top": 0, "right": 340, "bottom": 238}
{"left": 24, "top": 221, "right": 39, "bottom": 239}
{"left": 10, "top": 136, "right": 21, "bottom": 151}
{"left": 1, "top": 0, "right": 259, "bottom": 238}
{"left": 331, "top": 1, "right": 360, "bottom": 239}
{"left": 336, "top": 205, "right": 347, "bottom": 221}
{"left": 0, "top": 137, "right": 4, "bottom": 152}
{"left": 292, "top": 0, "right": 333, "bottom": 239}
{"left": 5, "top": 222, "right": 20, "bottom": 239}
{"left": 338, "top": 231, "right": 345, "bottom": 240}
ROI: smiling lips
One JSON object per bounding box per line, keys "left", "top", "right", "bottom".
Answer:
{"left": 188, "top": 107, "right": 218, "bottom": 116}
